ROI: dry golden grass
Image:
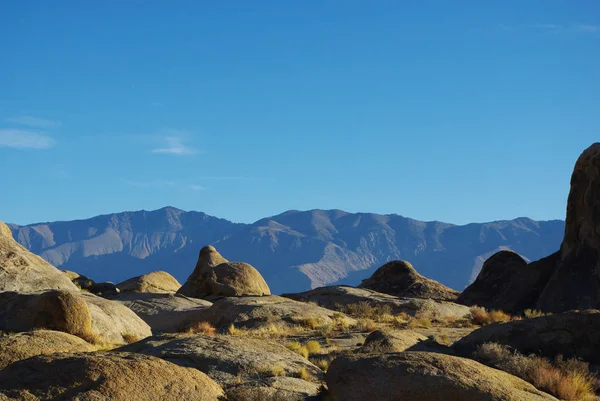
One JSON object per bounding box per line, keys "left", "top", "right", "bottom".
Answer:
{"left": 305, "top": 340, "right": 321, "bottom": 354}
{"left": 357, "top": 318, "right": 378, "bottom": 332}
{"left": 470, "top": 306, "right": 512, "bottom": 325}
{"left": 474, "top": 342, "right": 599, "bottom": 401}
{"left": 226, "top": 324, "right": 241, "bottom": 336}
{"left": 122, "top": 333, "right": 140, "bottom": 344}
{"left": 287, "top": 341, "right": 309, "bottom": 358}
{"left": 311, "top": 357, "right": 330, "bottom": 372}
{"left": 255, "top": 364, "right": 285, "bottom": 377}
{"left": 407, "top": 317, "right": 433, "bottom": 329}
{"left": 523, "top": 309, "right": 550, "bottom": 319}
{"left": 295, "top": 366, "right": 312, "bottom": 381}
{"left": 182, "top": 321, "right": 217, "bottom": 336}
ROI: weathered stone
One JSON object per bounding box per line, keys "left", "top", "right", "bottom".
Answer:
{"left": 120, "top": 333, "right": 322, "bottom": 398}
{"left": 177, "top": 246, "right": 270, "bottom": 297}
{"left": 358, "top": 260, "right": 459, "bottom": 301}
{"left": 454, "top": 310, "right": 600, "bottom": 364}
{"left": 110, "top": 292, "right": 212, "bottom": 332}
{"left": 0, "top": 330, "right": 95, "bottom": 369}
{"left": 326, "top": 352, "right": 557, "bottom": 401}
{"left": 117, "top": 270, "right": 181, "bottom": 294}
{"left": 0, "top": 352, "right": 224, "bottom": 400}
{"left": 0, "top": 222, "right": 78, "bottom": 293}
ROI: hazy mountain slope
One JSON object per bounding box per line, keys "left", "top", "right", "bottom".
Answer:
{"left": 8, "top": 207, "right": 565, "bottom": 294}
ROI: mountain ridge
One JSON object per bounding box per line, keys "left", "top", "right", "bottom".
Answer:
{"left": 7, "top": 206, "right": 565, "bottom": 294}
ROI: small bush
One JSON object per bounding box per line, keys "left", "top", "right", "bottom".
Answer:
{"left": 183, "top": 321, "right": 217, "bottom": 336}
{"left": 474, "top": 342, "right": 598, "bottom": 401}
{"left": 287, "top": 341, "right": 309, "bottom": 358}
{"left": 311, "top": 357, "right": 329, "bottom": 372}
{"left": 470, "top": 306, "right": 511, "bottom": 325}
{"left": 407, "top": 317, "right": 432, "bottom": 329}
{"left": 357, "top": 318, "right": 377, "bottom": 332}
{"left": 295, "top": 366, "right": 312, "bottom": 381}
{"left": 523, "top": 309, "right": 549, "bottom": 319}
{"left": 306, "top": 340, "right": 321, "bottom": 354}
{"left": 227, "top": 324, "right": 241, "bottom": 336}
{"left": 122, "top": 333, "right": 140, "bottom": 344}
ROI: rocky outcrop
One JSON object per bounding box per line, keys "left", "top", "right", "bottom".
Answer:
{"left": 0, "top": 330, "right": 95, "bottom": 369}
{"left": 454, "top": 310, "right": 600, "bottom": 364}
{"left": 0, "top": 290, "right": 92, "bottom": 339}
{"left": 457, "top": 251, "right": 558, "bottom": 313}
{"left": 358, "top": 260, "right": 459, "bottom": 301}
{"left": 118, "top": 270, "right": 181, "bottom": 293}
{"left": 111, "top": 292, "right": 212, "bottom": 332}
{"left": 62, "top": 270, "right": 95, "bottom": 291}
{"left": 177, "top": 246, "right": 270, "bottom": 298}
{"left": 120, "top": 333, "right": 322, "bottom": 399}
{"left": 360, "top": 329, "right": 431, "bottom": 353}
{"left": 187, "top": 295, "right": 355, "bottom": 330}
{"left": 0, "top": 290, "right": 151, "bottom": 345}
{"left": 461, "top": 143, "right": 600, "bottom": 313}
{"left": 0, "top": 352, "right": 224, "bottom": 401}
{"left": 0, "top": 221, "right": 78, "bottom": 293}
{"left": 326, "top": 352, "right": 557, "bottom": 401}
{"left": 284, "top": 285, "right": 470, "bottom": 320}
{"left": 536, "top": 143, "right": 600, "bottom": 311}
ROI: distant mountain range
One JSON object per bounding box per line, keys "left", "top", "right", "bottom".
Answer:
{"left": 7, "top": 207, "right": 565, "bottom": 294}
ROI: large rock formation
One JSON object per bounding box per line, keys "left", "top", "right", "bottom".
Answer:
{"left": 0, "top": 290, "right": 152, "bottom": 345}
{"left": 325, "top": 352, "right": 557, "bottom": 401}
{"left": 454, "top": 310, "right": 600, "bottom": 364}
{"left": 536, "top": 143, "right": 600, "bottom": 311}
{"left": 177, "top": 246, "right": 270, "bottom": 298}
{"left": 0, "top": 330, "right": 95, "bottom": 369}
{"left": 360, "top": 329, "right": 431, "bottom": 353}
{"left": 284, "top": 285, "right": 470, "bottom": 320}
{"left": 358, "top": 260, "right": 459, "bottom": 301}
{"left": 457, "top": 251, "right": 558, "bottom": 313}
{"left": 111, "top": 292, "right": 212, "bottom": 332}
{"left": 0, "top": 352, "right": 225, "bottom": 401}
{"left": 186, "top": 295, "right": 354, "bottom": 330}
{"left": 460, "top": 143, "right": 600, "bottom": 313}
{"left": 0, "top": 221, "right": 78, "bottom": 293}
{"left": 118, "top": 270, "right": 182, "bottom": 294}
{"left": 120, "top": 333, "right": 323, "bottom": 399}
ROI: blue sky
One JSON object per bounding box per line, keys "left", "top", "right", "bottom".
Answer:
{"left": 1, "top": 1, "right": 598, "bottom": 226}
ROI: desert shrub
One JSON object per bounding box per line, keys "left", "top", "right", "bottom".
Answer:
{"left": 287, "top": 341, "right": 309, "bottom": 358}
{"left": 295, "top": 366, "right": 312, "bottom": 381}
{"left": 226, "top": 324, "right": 241, "bottom": 336}
{"left": 357, "top": 318, "right": 377, "bottom": 332}
{"left": 407, "top": 317, "right": 433, "bottom": 329}
{"left": 474, "top": 343, "right": 598, "bottom": 401}
{"left": 293, "top": 316, "right": 326, "bottom": 330}
{"left": 523, "top": 309, "right": 549, "bottom": 319}
{"left": 470, "top": 306, "right": 511, "bottom": 325}
{"left": 182, "top": 321, "right": 216, "bottom": 336}
{"left": 344, "top": 302, "right": 375, "bottom": 318}
{"left": 311, "top": 357, "right": 330, "bottom": 372}
{"left": 122, "top": 333, "right": 140, "bottom": 344}
{"left": 306, "top": 340, "right": 321, "bottom": 354}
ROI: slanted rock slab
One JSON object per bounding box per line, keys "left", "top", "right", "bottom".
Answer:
{"left": 358, "top": 260, "right": 459, "bottom": 301}
{"left": 110, "top": 292, "right": 212, "bottom": 332}
{"left": 119, "top": 333, "right": 322, "bottom": 398}
{"left": 0, "top": 352, "right": 224, "bottom": 401}
{"left": 326, "top": 351, "right": 557, "bottom": 401}
{"left": 117, "top": 270, "right": 181, "bottom": 294}
{"left": 0, "top": 221, "right": 78, "bottom": 293}
{"left": 0, "top": 330, "right": 95, "bottom": 369}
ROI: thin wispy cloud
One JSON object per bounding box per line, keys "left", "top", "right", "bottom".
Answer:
{"left": 199, "top": 176, "right": 259, "bottom": 181}
{"left": 189, "top": 184, "right": 205, "bottom": 191}
{"left": 0, "top": 129, "right": 55, "bottom": 149}
{"left": 152, "top": 102, "right": 165, "bottom": 108}
{"left": 152, "top": 136, "right": 199, "bottom": 156}
{"left": 502, "top": 23, "right": 600, "bottom": 35}
{"left": 123, "top": 179, "right": 176, "bottom": 187}
{"left": 6, "top": 115, "right": 62, "bottom": 128}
